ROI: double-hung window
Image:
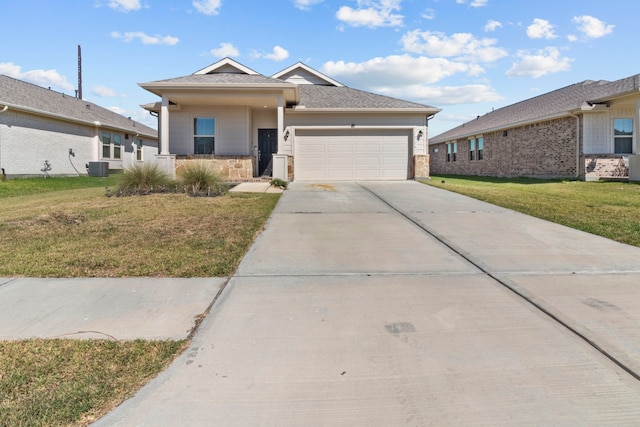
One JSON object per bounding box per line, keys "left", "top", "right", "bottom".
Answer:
{"left": 447, "top": 142, "right": 458, "bottom": 162}
{"left": 194, "top": 117, "right": 215, "bottom": 155}
{"left": 135, "top": 138, "right": 143, "bottom": 161}
{"left": 477, "top": 137, "right": 484, "bottom": 160}
{"left": 101, "top": 131, "right": 122, "bottom": 159}
{"left": 614, "top": 118, "right": 633, "bottom": 154}
{"left": 469, "top": 139, "right": 476, "bottom": 161}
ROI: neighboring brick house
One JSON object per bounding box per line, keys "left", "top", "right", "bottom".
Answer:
{"left": 0, "top": 75, "right": 158, "bottom": 178}
{"left": 430, "top": 74, "right": 640, "bottom": 180}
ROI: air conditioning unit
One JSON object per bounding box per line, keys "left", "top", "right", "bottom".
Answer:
{"left": 87, "top": 161, "right": 109, "bottom": 177}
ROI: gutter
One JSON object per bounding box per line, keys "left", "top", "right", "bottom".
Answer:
{"left": 569, "top": 112, "right": 581, "bottom": 179}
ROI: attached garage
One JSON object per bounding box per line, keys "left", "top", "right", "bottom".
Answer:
{"left": 294, "top": 129, "right": 411, "bottom": 181}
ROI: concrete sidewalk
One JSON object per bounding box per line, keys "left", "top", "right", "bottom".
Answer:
{"left": 95, "top": 181, "right": 640, "bottom": 426}
{"left": 0, "top": 277, "right": 225, "bottom": 340}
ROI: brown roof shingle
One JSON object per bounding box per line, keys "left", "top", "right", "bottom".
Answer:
{"left": 430, "top": 74, "right": 640, "bottom": 144}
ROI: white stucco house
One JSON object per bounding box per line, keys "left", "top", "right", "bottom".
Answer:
{"left": 139, "top": 58, "right": 440, "bottom": 181}
{"left": 0, "top": 75, "right": 158, "bottom": 178}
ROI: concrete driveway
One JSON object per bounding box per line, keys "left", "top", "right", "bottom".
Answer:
{"left": 96, "top": 181, "right": 640, "bottom": 426}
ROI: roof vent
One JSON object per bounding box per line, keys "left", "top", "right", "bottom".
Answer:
{"left": 86, "top": 104, "right": 90, "bottom": 110}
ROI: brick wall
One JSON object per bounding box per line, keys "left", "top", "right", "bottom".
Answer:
{"left": 430, "top": 116, "right": 578, "bottom": 178}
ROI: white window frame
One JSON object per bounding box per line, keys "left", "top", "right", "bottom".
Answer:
{"left": 193, "top": 116, "right": 216, "bottom": 155}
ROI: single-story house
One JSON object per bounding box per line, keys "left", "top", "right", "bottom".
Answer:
{"left": 139, "top": 58, "right": 440, "bottom": 181}
{"left": 0, "top": 75, "right": 158, "bottom": 178}
{"left": 429, "top": 74, "right": 640, "bottom": 181}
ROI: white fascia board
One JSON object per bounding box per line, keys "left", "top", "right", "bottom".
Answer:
{"left": 272, "top": 62, "right": 344, "bottom": 87}
{"left": 288, "top": 106, "right": 440, "bottom": 115}
{"left": 193, "top": 58, "right": 260, "bottom": 75}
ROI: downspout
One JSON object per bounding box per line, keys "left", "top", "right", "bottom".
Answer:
{"left": 0, "top": 105, "right": 8, "bottom": 179}
{"left": 569, "top": 112, "right": 580, "bottom": 180}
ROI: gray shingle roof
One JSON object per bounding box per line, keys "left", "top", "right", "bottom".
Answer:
{"left": 0, "top": 75, "right": 157, "bottom": 138}
{"left": 430, "top": 74, "right": 640, "bottom": 144}
{"left": 297, "top": 85, "right": 438, "bottom": 110}
{"left": 142, "top": 73, "right": 292, "bottom": 86}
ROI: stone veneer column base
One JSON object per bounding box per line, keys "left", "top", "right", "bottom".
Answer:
{"left": 413, "top": 154, "right": 429, "bottom": 179}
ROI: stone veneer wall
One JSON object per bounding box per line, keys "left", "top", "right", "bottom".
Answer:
{"left": 430, "top": 116, "right": 578, "bottom": 178}
{"left": 413, "top": 155, "right": 429, "bottom": 179}
{"left": 176, "top": 155, "right": 255, "bottom": 181}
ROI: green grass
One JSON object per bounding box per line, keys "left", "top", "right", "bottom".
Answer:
{"left": 0, "top": 176, "right": 280, "bottom": 425}
{"left": 0, "top": 339, "right": 186, "bottom": 427}
{"left": 425, "top": 175, "right": 640, "bottom": 247}
{"left": 0, "top": 183, "right": 279, "bottom": 277}
{"left": 0, "top": 176, "right": 117, "bottom": 199}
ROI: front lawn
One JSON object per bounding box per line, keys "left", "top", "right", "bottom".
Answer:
{"left": 0, "top": 176, "right": 280, "bottom": 426}
{"left": 425, "top": 175, "right": 640, "bottom": 247}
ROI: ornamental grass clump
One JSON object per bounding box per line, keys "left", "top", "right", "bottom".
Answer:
{"left": 116, "top": 163, "right": 172, "bottom": 195}
{"left": 180, "top": 161, "right": 228, "bottom": 197}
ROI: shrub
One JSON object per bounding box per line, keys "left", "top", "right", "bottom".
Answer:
{"left": 270, "top": 178, "right": 288, "bottom": 189}
{"left": 180, "top": 161, "right": 228, "bottom": 196}
{"left": 116, "top": 163, "right": 171, "bottom": 195}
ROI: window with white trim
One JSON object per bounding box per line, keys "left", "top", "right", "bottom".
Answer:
{"left": 101, "top": 131, "right": 122, "bottom": 159}
{"left": 614, "top": 118, "right": 633, "bottom": 154}
{"left": 194, "top": 117, "right": 215, "bottom": 155}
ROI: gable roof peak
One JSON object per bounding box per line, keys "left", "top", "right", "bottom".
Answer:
{"left": 194, "top": 57, "right": 260, "bottom": 76}
{"left": 273, "top": 62, "right": 344, "bottom": 87}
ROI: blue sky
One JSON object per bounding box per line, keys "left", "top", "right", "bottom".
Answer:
{"left": 1, "top": 0, "right": 634, "bottom": 136}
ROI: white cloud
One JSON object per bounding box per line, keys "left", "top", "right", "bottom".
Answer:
{"left": 377, "top": 84, "right": 503, "bottom": 106}
{"left": 92, "top": 85, "right": 126, "bottom": 97}
{"left": 292, "top": 0, "right": 324, "bottom": 10}
{"left": 336, "top": 0, "right": 403, "bottom": 28}
{"left": 108, "top": 0, "right": 141, "bottom": 12}
{"left": 210, "top": 42, "right": 239, "bottom": 58}
{"left": 506, "top": 47, "right": 572, "bottom": 78}
{"left": 484, "top": 20, "right": 502, "bottom": 32}
{"left": 421, "top": 8, "right": 435, "bottom": 20}
{"left": 193, "top": 0, "right": 222, "bottom": 15}
{"left": 111, "top": 31, "right": 179, "bottom": 45}
{"left": 456, "top": 0, "right": 489, "bottom": 7}
{"left": 527, "top": 18, "right": 557, "bottom": 39}
{"left": 253, "top": 46, "right": 290, "bottom": 61}
{"left": 266, "top": 46, "right": 290, "bottom": 61}
{"left": 572, "top": 15, "right": 614, "bottom": 39}
{"left": 322, "top": 55, "right": 472, "bottom": 87}
{"left": 401, "top": 30, "right": 507, "bottom": 63}
{"left": 0, "top": 62, "right": 74, "bottom": 92}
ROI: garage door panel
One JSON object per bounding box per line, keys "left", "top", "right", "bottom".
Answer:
{"left": 295, "top": 130, "right": 409, "bottom": 181}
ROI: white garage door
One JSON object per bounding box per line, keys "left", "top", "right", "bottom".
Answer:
{"left": 295, "top": 129, "right": 410, "bottom": 181}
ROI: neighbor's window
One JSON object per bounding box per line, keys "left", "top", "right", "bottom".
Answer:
{"left": 113, "top": 134, "right": 122, "bottom": 159}
{"left": 446, "top": 143, "right": 452, "bottom": 162}
{"left": 477, "top": 137, "right": 484, "bottom": 160}
{"left": 614, "top": 118, "right": 633, "bottom": 154}
{"left": 452, "top": 142, "right": 457, "bottom": 162}
{"left": 102, "top": 132, "right": 111, "bottom": 158}
{"left": 135, "top": 138, "right": 143, "bottom": 161}
{"left": 101, "top": 131, "right": 123, "bottom": 159}
{"left": 194, "top": 117, "right": 215, "bottom": 155}
{"left": 469, "top": 138, "right": 476, "bottom": 161}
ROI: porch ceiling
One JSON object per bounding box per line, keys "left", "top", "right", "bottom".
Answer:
{"left": 165, "top": 91, "right": 288, "bottom": 109}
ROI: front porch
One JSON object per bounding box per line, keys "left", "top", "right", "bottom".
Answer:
{"left": 584, "top": 155, "right": 629, "bottom": 181}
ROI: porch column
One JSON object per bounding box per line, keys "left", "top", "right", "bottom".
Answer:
{"left": 277, "top": 95, "right": 284, "bottom": 153}
{"left": 160, "top": 95, "right": 170, "bottom": 155}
